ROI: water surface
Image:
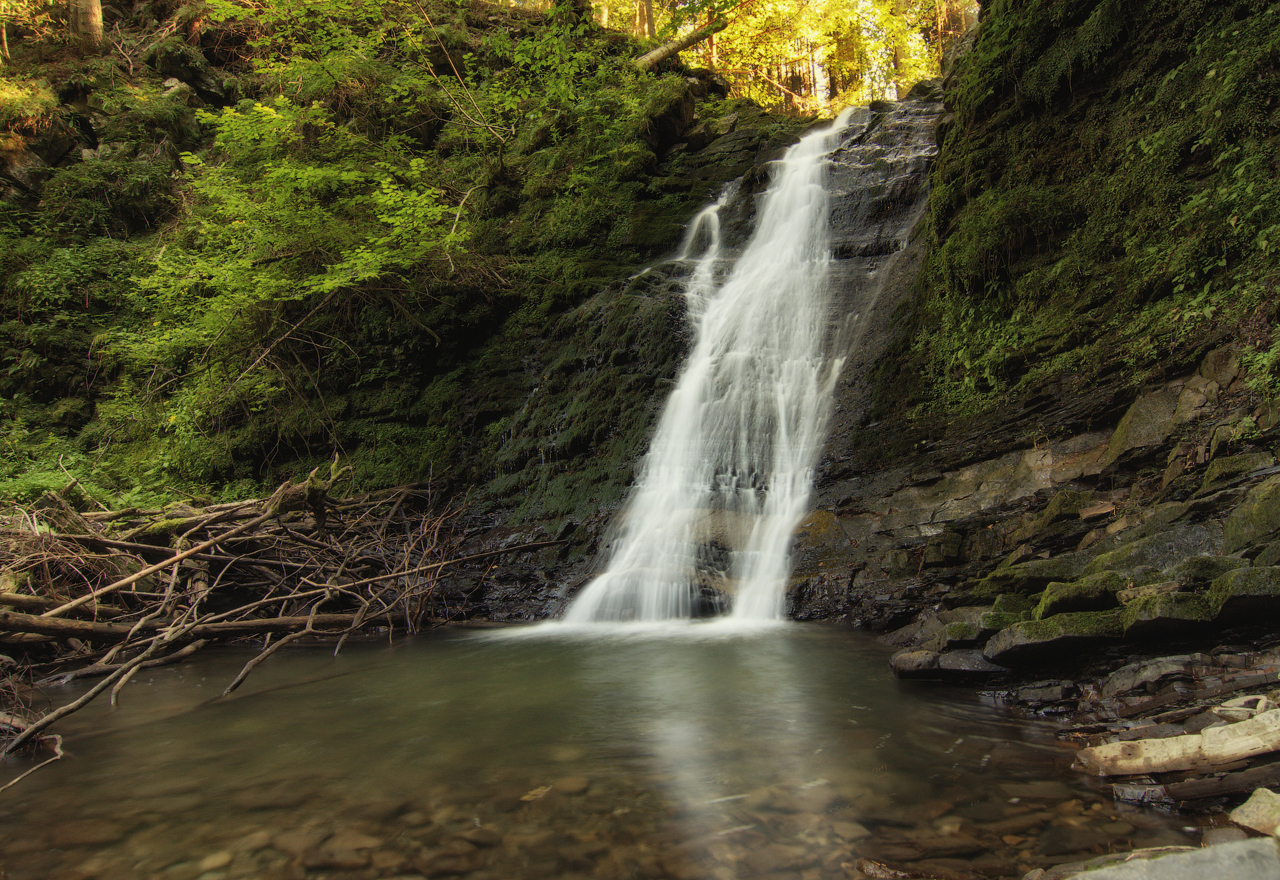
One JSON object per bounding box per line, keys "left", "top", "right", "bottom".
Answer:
{"left": 0, "top": 625, "right": 1192, "bottom": 879}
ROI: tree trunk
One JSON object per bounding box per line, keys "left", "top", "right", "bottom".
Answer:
{"left": 634, "top": 17, "right": 726, "bottom": 72}
{"left": 643, "top": 0, "right": 656, "bottom": 38}
{"left": 70, "top": 0, "right": 104, "bottom": 54}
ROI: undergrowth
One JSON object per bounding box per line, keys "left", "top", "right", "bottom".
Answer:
{"left": 895, "top": 0, "right": 1280, "bottom": 420}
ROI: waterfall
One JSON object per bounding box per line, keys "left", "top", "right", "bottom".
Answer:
{"left": 562, "top": 110, "right": 857, "bottom": 626}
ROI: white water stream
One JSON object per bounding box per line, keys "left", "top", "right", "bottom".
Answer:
{"left": 562, "top": 111, "right": 855, "bottom": 625}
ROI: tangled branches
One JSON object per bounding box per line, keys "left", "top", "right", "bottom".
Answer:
{"left": 0, "top": 467, "right": 559, "bottom": 774}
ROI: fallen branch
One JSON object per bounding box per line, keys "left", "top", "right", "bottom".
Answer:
{"left": 634, "top": 18, "right": 727, "bottom": 72}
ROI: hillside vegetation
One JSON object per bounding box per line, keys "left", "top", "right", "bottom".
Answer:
{"left": 875, "top": 0, "right": 1279, "bottom": 436}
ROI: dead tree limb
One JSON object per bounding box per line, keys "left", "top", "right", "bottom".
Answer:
{"left": 634, "top": 18, "right": 726, "bottom": 72}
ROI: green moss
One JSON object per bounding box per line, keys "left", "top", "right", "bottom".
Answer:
{"left": 880, "top": 0, "right": 1280, "bottom": 423}
{"left": 1017, "top": 608, "right": 1124, "bottom": 641}
{"left": 992, "top": 592, "right": 1035, "bottom": 613}
{"left": 1121, "top": 592, "right": 1211, "bottom": 636}
{"left": 1033, "top": 572, "right": 1125, "bottom": 619}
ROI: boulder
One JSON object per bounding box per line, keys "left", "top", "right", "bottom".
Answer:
{"left": 1230, "top": 788, "right": 1280, "bottom": 835}
{"left": 1102, "top": 385, "right": 1182, "bottom": 468}
{"left": 1208, "top": 566, "right": 1280, "bottom": 621}
{"left": 982, "top": 610, "right": 1124, "bottom": 666}
{"left": 1033, "top": 840, "right": 1279, "bottom": 880}
{"left": 1224, "top": 475, "right": 1280, "bottom": 554}
{"left": 1120, "top": 592, "right": 1212, "bottom": 639}
{"left": 976, "top": 552, "right": 1093, "bottom": 596}
{"left": 1033, "top": 571, "right": 1125, "bottom": 619}
{"left": 1083, "top": 523, "right": 1219, "bottom": 578}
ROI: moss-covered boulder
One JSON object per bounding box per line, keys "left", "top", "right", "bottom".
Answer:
{"left": 1121, "top": 592, "right": 1213, "bottom": 639}
{"left": 1208, "top": 567, "right": 1280, "bottom": 622}
{"left": 1224, "top": 476, "right": 1280, "bottom": 555}
{"left": 982, "top": 610, "right": 1125, "bottom": 667}
{"left": 1032, "top": 571, "right": 1125, "bottom": 620}
{"left": 1161, "top": 555, "right": 1249, "bottom": 588}
{"left": 975, "top": 552, "right": 1092, "bottom": 597}
{"left": 1201, "top": 452, "right": 1277, "bottom": 493}
{"left": 1083, "top": 523, "right": 1219, "bottom": 578}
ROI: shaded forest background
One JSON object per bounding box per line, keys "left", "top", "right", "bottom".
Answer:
{"left": 0, "top": 0, "right": 1277, "bottom": 533}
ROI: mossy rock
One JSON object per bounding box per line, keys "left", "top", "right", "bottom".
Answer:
{"left": 982, "top": 609, "right": 1125, "bottom": 667}
{"left": 1121, "top": 592, "right": 1212, "bottom": 639}
{"left": 974, "top": 552, "right": 1092, "bottom": 597}
{"left": 1160, "top": 555, "right": 1248, "bottom": 588}
{"left": 1201, "top": 451, "right": 1277, "bottom": 493}
{"left": 1035, "top": 489, "right": 1095, "bottom": 530}
{"left": 1033, "top": 572, "right": 1125, "bottom": 620}
{"left": 1083, "top": 523, "right": 1218, "bottom": 578}
{"left": 1207, "top": 566, "right": 1280, "bottom": 622}
{"left": 992, "top": 593, "right": 1035, "bottom": 614}
{"left": 943, "top": 620, "right": 981, "bottom": 645}
{"left": 978, "top": 610, "right": 1024, "bottom": 636}
{"left": 1223, "top": 475, "right": 1280, "bottom": 555}
{"left": 1256, "top": 541, "right": 1280, "bottom": 568}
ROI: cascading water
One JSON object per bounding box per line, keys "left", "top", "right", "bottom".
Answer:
{"left": 562, "top": 111, "right": 857, "bottom": 626}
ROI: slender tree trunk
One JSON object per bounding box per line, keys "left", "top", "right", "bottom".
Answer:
{"left": 643, "top": 0, "right": 655, "bottom": 38}
{"left": 634, "top": 16, "right": 726, "bottom": 71}
{"left": 71, "top": 0, "right": 104, "bottom": 53}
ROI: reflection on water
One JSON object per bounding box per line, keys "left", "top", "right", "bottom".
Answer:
{"left": 0, "top": 625, "right": 1191, "bottom": 880}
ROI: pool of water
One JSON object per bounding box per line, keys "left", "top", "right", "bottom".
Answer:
{"left": 0, "top": 624, "right": 1193, "bottom": 879}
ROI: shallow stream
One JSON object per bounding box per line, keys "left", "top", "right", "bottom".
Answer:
{"left": 1, "top": 625, "right": 1193, "bottom": 879}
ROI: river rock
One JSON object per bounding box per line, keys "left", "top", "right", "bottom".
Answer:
{"left": 890, "top": 648, "right": 939, "bottom": 678}
{"left": 1034, "top": 839, "right": 1280, "bottom": 879}
{"left": 1230, "top": 788, "right": 1280, "bottom": 835}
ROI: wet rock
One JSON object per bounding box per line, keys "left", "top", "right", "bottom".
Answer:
{"left": 272, "top": 829, "right": 330, "bottom": 858}
{"left": 415, "top": 840, "right": 481, "bottom": 876}
{"left": 890, "top": 648, "right": 939, "bottom": 678}
{"left": 1035, "top": 821, "right": 1114, "bottom": 855}
{"left": 1039, "top": 839, "right": 1280, "bottom": 879}
{"left": 50, "top": 819, "right": 126, "bottom": 847}
{"left": 553, "top": 775, "right": 590, "bottom": 795}
{"left": 198, "top": 851, "right": 233, "bottom": 871}
{"left": 1014, "top": 680, "right": 1078, "bottom": 710}
{"left": 1230, "top": 788, "right": 1280, "bottom": 835}
{"left": 982, "top": 610, "right": 1123, "bottom": 666}
{"left": 460, "top": 827, "right": 502, "bottom": 847}
{"left": 937, "top": 649, "right": 1008, "bottom": 677}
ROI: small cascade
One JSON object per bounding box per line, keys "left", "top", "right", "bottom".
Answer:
{"left": 562, "top": 91, "right": 942, "bottom": 627}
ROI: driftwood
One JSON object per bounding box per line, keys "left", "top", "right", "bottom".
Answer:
{"left": 1074, "top": 709, "right": 1280, "bottom": 776}
{"left": 634, "top": 18, "right": 726, "bottom": 72}
{"left": 0, "top": 468, "right": 564, "bottom": 774}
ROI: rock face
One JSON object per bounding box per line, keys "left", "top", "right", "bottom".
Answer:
{"left": 783, "top": 340, "right": 1280, "bottom": 681}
